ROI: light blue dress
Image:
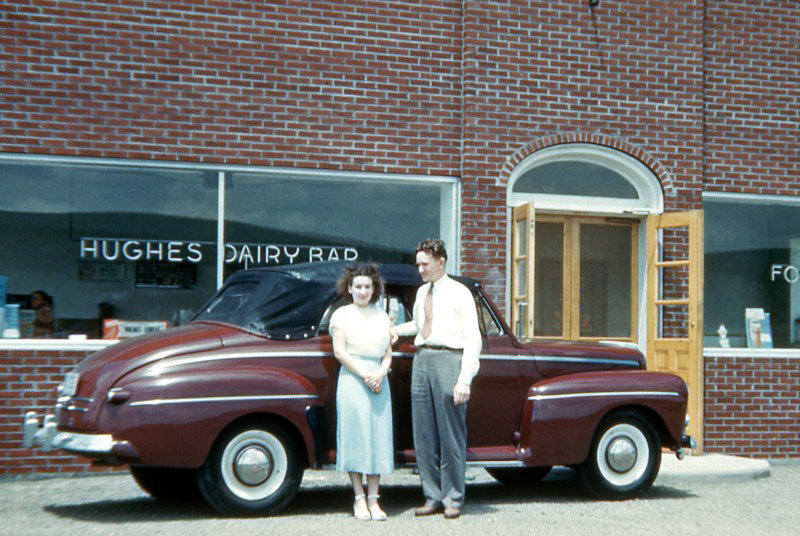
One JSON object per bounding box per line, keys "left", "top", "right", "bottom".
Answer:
{"left": 331, "top": 303, "right": 394, "bottom": 475}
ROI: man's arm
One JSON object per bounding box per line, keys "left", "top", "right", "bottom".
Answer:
{"left": 389, "top": 285, "right": 424, "bottom": 343}
{"left": 454, "top": 284, "right": 482, "bottom": 404}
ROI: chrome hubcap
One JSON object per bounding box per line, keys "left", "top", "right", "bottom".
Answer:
{"left": 233, "top": 445, "right": 272, "bottom": 486}
{"left": 606, "top": 436, "right": 637, "bottom": 473}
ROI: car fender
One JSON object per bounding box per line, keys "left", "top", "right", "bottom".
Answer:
{"left": 517, "top": 370, "right": 689, "bottom": 467}
{"left": 98, "top": 366, "right": 321, "bottom": 468}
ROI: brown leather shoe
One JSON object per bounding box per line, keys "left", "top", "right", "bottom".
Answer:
{"left": 414, "top": 503, "right": 443, "bottom": 516}
{"left": 444, "top": 506, "right": 461, "bottom": 519}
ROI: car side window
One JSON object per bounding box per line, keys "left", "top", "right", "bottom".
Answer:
{"left": 475, "top": 295, "right": 503, "bottom": 337}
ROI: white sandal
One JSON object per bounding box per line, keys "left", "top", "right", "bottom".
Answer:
{"left": 367, "top": 494, "right": 387, "bottom": 521}
{"left": 353, "top": 494, "right": 370, "bottom": 521}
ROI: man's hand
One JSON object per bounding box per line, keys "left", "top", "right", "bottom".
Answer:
{"left": 389, "top": 327, "right": 399, "bottom": 345}
{"left": 453, "top": 382, "right": 470, "bottom": 405}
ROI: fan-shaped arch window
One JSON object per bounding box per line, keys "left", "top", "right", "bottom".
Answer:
{"left": 508, "top": 144, "right": 662, "bottom": 214}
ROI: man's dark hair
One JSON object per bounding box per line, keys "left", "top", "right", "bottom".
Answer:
{"left": 335, "top": 263, "right": 385, "bottom": 304}
{"left": 416, "top": 238, "right": 447, "bottom": 261}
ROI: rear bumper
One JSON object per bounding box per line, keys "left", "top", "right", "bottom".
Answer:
{"left": 22, "top": 411, "right": 137, "bottom": 463}
{"left": 676, "top": 434, "right": 697, "bottom": 460}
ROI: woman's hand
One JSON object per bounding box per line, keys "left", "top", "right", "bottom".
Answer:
{"left": 363, "top": 371, "right": 385, "bottom": 394}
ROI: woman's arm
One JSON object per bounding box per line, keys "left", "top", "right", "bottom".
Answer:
{"left": 332, "top": 326, "right": 369, "bottom": 378}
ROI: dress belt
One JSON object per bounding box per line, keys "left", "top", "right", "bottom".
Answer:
{"left": 419, "top": 344, "right": 461, "bottom": 352}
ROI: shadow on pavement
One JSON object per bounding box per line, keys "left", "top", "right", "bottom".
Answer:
{"left": 43, "top": 470, "right": 695, "bottom": 522}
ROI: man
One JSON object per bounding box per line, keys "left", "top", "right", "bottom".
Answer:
{"left": 390, "top": 238, "right": 482, "bottom": 519}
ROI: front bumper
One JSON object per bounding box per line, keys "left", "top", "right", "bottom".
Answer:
{"left": 22, "top": 411, "right": 136, "bottom": 463}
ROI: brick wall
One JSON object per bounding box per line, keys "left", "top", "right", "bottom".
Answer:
{"left": 704, "top": 0, "right": 800, "bottom": 196}
{"left": 0, "top": 347, "right": 123, "bottom": 478}
{"left": 0, "top": 0, "right": 463, "bottom": 175}
{"left": 704, "top": 352, "right": 800, "bottom": 458}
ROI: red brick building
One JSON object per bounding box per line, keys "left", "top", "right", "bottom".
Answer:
{"left": 2, "top": 1, "right": 799, "bottom": 478}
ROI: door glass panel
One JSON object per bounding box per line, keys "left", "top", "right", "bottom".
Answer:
{"left": 515, "top": 302, "right": 527, "bottom": 339}
{"left": 516, "top": 218, "right": 528, "bottom": 255}
{"left": 516, "top": 259, "right": 527, "bottom": 296}
{"left": 579, "top": 224, "right": 631, "bottom": 337}
{"left": 534, "top": 221, "right": 563, "bottom": 336}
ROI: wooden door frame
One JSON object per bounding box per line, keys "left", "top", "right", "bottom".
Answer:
{"left": 646, "top": 210, "right": 704, "bottom": 452}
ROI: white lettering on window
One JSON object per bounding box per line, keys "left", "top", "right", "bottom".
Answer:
{"left": 146, "top": 241, "right": 165, "bottom": 261}
{"left": 167, "top": 242, "right": 183, "bottom": 262}
{"left": 770, "top": 264, "right": 800, "bottom": 284}
{"left": 187, "top": 242, "right": 202, "bottom": 262}
{"left": 80, "top": 239, "right": 99, "bottom": 259}
{"left": 102, "top": 240, "right": 120, "bottom": 261}
{"left": 283, "top": 247, "right": 300, "bottom": 264}
{"left": 123, "top": 241, "right": 143, "bottom": 261}
{"left": 309, "top": 247, "right": 323, "bottom": 262}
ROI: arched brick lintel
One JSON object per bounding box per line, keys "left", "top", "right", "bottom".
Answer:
{"left": 497, "top": 133, "right": 675, "bottom": 196}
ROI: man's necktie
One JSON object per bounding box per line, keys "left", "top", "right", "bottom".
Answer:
{"left": 421, "top": 285, "right": 433, "bottom": 339}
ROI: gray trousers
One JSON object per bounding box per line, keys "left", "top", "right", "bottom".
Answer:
{"left": 411, "top": 347, "right": 467, "bottom": 508}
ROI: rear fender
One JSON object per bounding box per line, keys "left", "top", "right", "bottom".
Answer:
{"left": 518, "top": 371, "right": 688, "bottom": 467}
{"left": 99, "top": 367, "right": 321, "bottom": 468}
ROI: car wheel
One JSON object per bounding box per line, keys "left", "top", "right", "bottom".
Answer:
{"left": 578, "top": 410, "right": 661, "bottom": 500}
{"left": 197, "top": 421, "right": 304, "bottom": 516}
{"left": 486, "top": 466, "right": 552, "bottom": 486}
{"left": 130, "top": 466, "right": 201, "bottom": 501}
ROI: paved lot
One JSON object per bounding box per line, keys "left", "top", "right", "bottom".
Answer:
{"left": 2, "top": 464, "right": 798, "bottom": 535}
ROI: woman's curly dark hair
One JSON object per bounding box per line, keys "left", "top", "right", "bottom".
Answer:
{"left": 336, "top": 263, "right": 385, "bottom": 304}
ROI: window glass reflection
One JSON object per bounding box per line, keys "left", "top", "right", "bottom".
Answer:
{"left": 225, "top": 173, "right": 443, "bottom": 268}
{"left": 0, "top": 162, "right": 217, "bottom": 338}
{"left": 705, "top": 198, "right": 800, "bottom": 348}
{"left": 513, "top": 161, "right": 639, "bottom": 199}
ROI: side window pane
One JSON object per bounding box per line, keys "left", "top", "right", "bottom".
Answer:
{"left": 534, "top": 221, "right": 563, "bottom": 336}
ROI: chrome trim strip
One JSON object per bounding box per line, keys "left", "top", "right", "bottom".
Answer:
{"left": 528, "top": 390, "right": 681, "bottom": 401}
{"left": 519, "top": 355, "right": 639, "bottom": 367}
{"left": 129, "top": 394, "right": 319, "bottom": 407}
{"left": 478, "top": 354, "right": 517, "bottom": 361}
{"left": 152, "top": 350, "right": 639, "bottom": 372}
{"left": 151, "top": 351, "right": 332, "bottom": 372}
{"left": 467, "top": 460, "right": 525, "bottom": 468}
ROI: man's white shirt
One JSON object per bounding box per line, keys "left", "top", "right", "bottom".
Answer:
{"left": 395, "top": 274, "right": 482, "bottom": 386}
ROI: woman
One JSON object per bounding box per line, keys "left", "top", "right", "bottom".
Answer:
{"left": 330, "top": 263, "right": 393, "bottom": 521}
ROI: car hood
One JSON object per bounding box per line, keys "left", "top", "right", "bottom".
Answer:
{"left": 70, "top": 323, "right": 227, "bottom": 402}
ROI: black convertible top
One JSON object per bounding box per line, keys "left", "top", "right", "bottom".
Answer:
{"left": 193, "top": 261, "right": 479, "bottom": 340}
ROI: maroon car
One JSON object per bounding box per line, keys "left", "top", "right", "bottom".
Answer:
{"left": 23, "top": 261, "right": 694, "bottom": 515}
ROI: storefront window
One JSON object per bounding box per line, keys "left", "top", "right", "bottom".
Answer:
{"left": 0, "top": 160, "right": 218, "bottom": 339}
{"left": 705, "top": 194, "right": 800, "bottom": 348}
{"left": 224, "top": 172, "right": 445, "bottom": 270}
{"left": 0, "top": 157, "right": 456, "bottom": 340}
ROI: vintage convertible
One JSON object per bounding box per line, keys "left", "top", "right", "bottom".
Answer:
{"left": 23, "top": 261, "right": 694, "bottom": 515}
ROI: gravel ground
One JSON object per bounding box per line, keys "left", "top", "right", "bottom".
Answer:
{"left": 2, "top": 464, "right": 798, "bottom": 535}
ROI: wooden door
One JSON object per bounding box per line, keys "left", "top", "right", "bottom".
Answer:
{"left": 511, "top": 203, "right": 535, "bottom": 340}
{"left": 646, "top": 210, "right": 704, "bottom": 452}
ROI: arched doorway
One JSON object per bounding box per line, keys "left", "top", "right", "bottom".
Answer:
{"left": 507, "top": 143, "right": 663, "bottom": 349}
{"left": 507, "top": 142, "right": 704, "bottom": 450}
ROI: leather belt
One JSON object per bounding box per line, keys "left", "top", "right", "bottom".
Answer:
{"left": 419, "top": 344, "right": 461, "bottom": 352}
